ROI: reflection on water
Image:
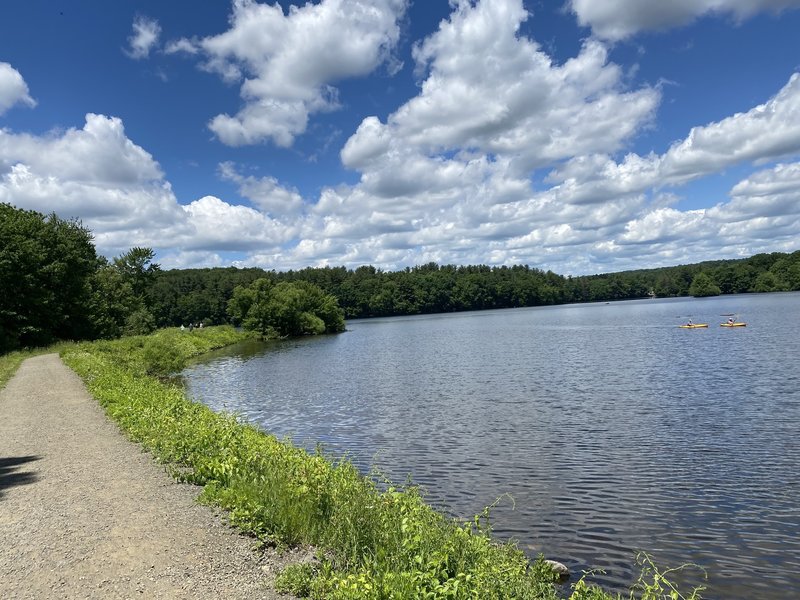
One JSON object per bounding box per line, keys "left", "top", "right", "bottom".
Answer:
{"left": 184, "top": 293, "right": 800, "bottom": 598}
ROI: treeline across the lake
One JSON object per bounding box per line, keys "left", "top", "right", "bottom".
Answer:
{"left": 4, "top": 202, "right": 799, "bottom": 350}
{"left": 149, "top": 250, "right": 800, "bottom": 326}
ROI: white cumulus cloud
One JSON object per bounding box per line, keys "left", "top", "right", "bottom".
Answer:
{"left": 571, "top": 0, "right": 800, "bottom": 40}
{"left": 342, "top": 0, "right": 659, "bottom": 184}
{"left": 0, "top": 113, "right": 164, "bottom": 185}
{"left": 0, "top": 63, "right": 36, "bottom": 115}
{"left": 218, "top": 161, "right": 304, "bottom": 217}
{"left": 0, "top": 113, "right": 293, "bottom": 259}
{"left": 125, "top": 15, "right": 162, "bottom": 59}
{"left": 712, "top": 161, "right": 800, "bottom": 224}
{"left": 179, "top": 0, "right": 408, "bottom": 147}
{"left": 545, "top": 71, "right": 800, "bottom": 207}
{"left": 178, "top": 195, "right": 293, "bottom": 251}
{"left": 0, "top": 114, "right": 185, "bottom": 255}
{"left": 314, "top": 0, "right": 662, "bottom": 272}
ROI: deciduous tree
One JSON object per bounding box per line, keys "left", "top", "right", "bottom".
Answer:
{"left": 228, "top": 279, "right": 345, "bottom": 338}
{"left": 0, "top": 203, "right": 98, "bottom": 351}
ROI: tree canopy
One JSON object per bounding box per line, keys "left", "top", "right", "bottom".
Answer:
{"left": 228, "top": 279, "right": 345, "bottom": 338}
{"left": 113, "top": 247, "right": 161, "bottom": 299}
{"left": 1, "top": 203, "right": 162, "bottom": 352}
{"left": 146, "top": 251, "right": 800, "bottom": 327}
{"left": 1, "top": 203, "right": 98, "bottom": 352}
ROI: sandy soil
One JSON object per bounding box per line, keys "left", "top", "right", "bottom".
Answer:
{"left": 0, "top": 353, "right": 302, "bottom": 599}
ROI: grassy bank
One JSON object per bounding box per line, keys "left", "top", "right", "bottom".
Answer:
{"left": 0, "top": 350, "right": 37, "bottom": 389}
{"left": 0, "top": 350, "right": 35, "bottom": 390}
{"left": 60, "top": 327, "right": 703, "bottom": 599}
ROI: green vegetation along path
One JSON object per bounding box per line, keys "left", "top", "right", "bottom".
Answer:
{"left": 0, "top": 354, "right": 298, "bottom": 599}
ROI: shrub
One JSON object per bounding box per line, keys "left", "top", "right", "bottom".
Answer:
{"left": 142, "top": 336, "right": 187, "bottom": 376}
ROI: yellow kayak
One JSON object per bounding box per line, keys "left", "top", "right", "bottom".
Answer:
{"left": 679, "top": 324, "right": 708, "bottom": 328}
{"left": 720, "top": 322, "right": 746, "bottom": 327}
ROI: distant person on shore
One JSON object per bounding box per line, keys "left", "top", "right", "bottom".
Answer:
{"left": 189, "top": 323, "right": 194, "bottom": 332}
{"left": 180, "top": 324, "right": 185, "bottom": 331}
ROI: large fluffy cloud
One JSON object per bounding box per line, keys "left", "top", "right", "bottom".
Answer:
{"left": 0, "top": 113, "right": 289, "bottom": 258}
{"left": 661, "top": 72, "right": 800, "bottom": 177}
{"left": 712, "top": 161, "right": 800, "bottom": 227}
{"left": 342, "top": 2, "right": 659, "bottom": 175}
{"left": 503, "top": 74, "right": 800, "bottom": 268}
{"left": 613, "top": 160, "right": 800, "bottom": 261}
{"left": 571, "top": 0, "right": 800, "bottom": 40}
{"left": 284, "top": 0, "right": 800, "bottom": 274}
{"left": 1, "top": 119, "right": 188, "bottom": 262}
{"left": 546, "top": 72, "right": 800, "bottom": 206}
{"left": 179, "top": 195, "right": 293, "bottom": 251}
{"left": 173, "top": 0, "right": 408, "bottom": 147}
{"left": 0, "top": 113, "right": 163, "bottom": 185}
{"left": 317, "top": 0, "right": 662, "bottom": 270}
{"left": 0, "top": 63, "right": 36, "bottom": 115}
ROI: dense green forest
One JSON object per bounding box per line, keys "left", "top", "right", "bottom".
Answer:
{"left": 0, "top": 204, "right": 342, "bottom": 353}
{"left": 148, "top": 251, "right": 800, "bottom": 326}
{"left": 3, "top": 202, "right": 799, "bottom": 351}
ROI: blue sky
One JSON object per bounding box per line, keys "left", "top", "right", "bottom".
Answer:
{"left": 2, "top": 0, "right": 799, "bottom": 275}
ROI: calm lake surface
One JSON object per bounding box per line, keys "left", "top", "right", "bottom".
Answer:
{"left": 183, "top": 293, "right": 800, "bottom": 598}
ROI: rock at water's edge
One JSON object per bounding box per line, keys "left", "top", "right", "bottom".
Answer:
{"left": 545, "top": 559, "right": 569, "bottom": 577}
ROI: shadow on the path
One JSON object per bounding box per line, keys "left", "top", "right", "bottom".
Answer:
{"left": 0, "top": 455, "right": 41, "bottom": 500}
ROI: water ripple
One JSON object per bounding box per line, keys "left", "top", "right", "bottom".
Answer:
{"left": 185, "top": 293, "right": 800, "bottom": 599}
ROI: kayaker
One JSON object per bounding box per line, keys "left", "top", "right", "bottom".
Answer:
{"left": 728, "top": 317, "right": 735, "bottom": 324}
{"left": 686, "top": 318, "right": 693, "bottom": 326}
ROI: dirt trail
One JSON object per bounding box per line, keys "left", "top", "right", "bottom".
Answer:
{"left": 0, "top": 353, "right": 296, "bottom": 599}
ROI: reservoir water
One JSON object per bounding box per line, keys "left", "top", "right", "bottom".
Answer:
{"left": 183, "top": 292, "right": 800, "bottom": 598}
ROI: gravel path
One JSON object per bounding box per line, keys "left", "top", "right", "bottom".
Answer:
{"left": 0, "top": 354, "right": 301, "bottom": 599}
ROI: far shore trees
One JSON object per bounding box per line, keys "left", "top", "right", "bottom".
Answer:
{"left": 228, "top": 278, "right": 345, "bottom": 338}
{"left": 147, "top": 251, "right": 800, "bottom": 326}
{"left": 111, "top": 247, "right": 161, "bottom": 335}
{"left": 688, "top": 272, "right": 722, "bottom": 297}
{"left": 4, "top": 202, "right": 800, "bottom": 349}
